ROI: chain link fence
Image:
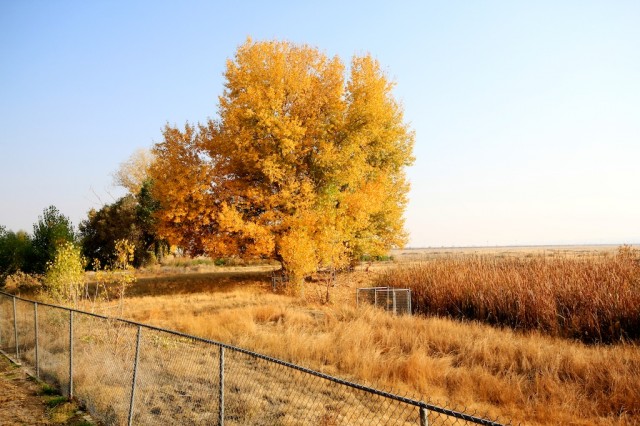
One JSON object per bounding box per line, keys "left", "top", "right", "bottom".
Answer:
{"left": 0, "top": 291, "right": 511, "bottom": 426}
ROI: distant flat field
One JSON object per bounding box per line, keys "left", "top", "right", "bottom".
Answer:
{"left": 391, "top": 244, "right": 638, "bottom": 262}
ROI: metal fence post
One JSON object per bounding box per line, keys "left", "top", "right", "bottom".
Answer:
{"left": 34, "top": 302, "right": 39, "bottom": 378}
{"left": 420, "top": 406, "right": 429, "bottom": 426}
{"left": 0, "top": 296, "right": 3, "bottom": 348}
{"left": 69, "top": 310, "right": 74, "bottom": 399}
{"left": 13, "top": 296, "right": 19, "bottom": 360}
{"left": 128, "top": 325, "right": 142, "bottom": 426}
{"left": 219, "top": 346, "right": 225, "bottom": 426}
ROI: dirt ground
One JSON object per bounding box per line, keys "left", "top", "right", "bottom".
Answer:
{"left": 0, "top": 355, "right": 94, "bottom": 426}
{"left": 0, "top": 355, "right": 52, "bottom": 425}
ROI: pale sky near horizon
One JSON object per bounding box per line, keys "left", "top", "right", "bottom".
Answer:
{"left": 1, "top": 1, "right": 639, "bottom": 247}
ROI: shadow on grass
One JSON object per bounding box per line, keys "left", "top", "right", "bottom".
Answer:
{"left": 116, "top": 270, "right": 273, "bottom": 298}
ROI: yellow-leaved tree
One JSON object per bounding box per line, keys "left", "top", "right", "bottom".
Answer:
{"left": 149, "top": 39, "right": 414, "bottom": 292}
{"left": 113, "top": 148, "right": 156, "bottom": 195}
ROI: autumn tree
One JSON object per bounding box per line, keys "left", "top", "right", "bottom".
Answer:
{"left": 150, "top": 39, "right": 414, "bottom": 290}
{"left": 113, "top": 148, "right": 155, "bottom": 195}
{"left": 149, "top": 124, "right": 216, "bottom": 255}
{"left": 44, "top": 241, "right": 85, "bottom": 306}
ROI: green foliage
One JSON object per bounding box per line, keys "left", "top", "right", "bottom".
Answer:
{"left": 135, "top": 179, "right": 167, "bottom": 266}
{"left": 44, "top": 242, "right": 85, "bottom": 306}
{"left": 0, "top": 227, "right": 34, "bottom": 285}
{"left": 79, "top": 181, "right": 167, "bottom": 269}
{"left": 79, "top": 195, "right": 140, "bottom": 268}
{"left": 360, "top": 254, "right": 394, "bottom": 262}
{"left": 40, "top": 383, "right": 58, "bottom": 396}
{"left": 31, "top": 206, "right": 75, "bottom": 274}
{"left": 45, "top": 396, "right": 68, "bottom": 408}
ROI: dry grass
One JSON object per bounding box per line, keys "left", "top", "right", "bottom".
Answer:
{"left": 9, "top": 294, "right": 419, "bottom": 425}
{"left": 84, "top": 267, "right": 640, "bottom": 426}
{"left": 377, "top": 246, "right": 640, "bottom": 343}
{"left": 10, "top": 246, "right": 639, "bottom": 425}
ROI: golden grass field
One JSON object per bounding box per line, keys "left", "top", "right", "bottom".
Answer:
{"left": 67, "top": 244, "right": 637, "bottom": 426}
{"left": 6, "top": 245, "right": 638, "bottom": 425}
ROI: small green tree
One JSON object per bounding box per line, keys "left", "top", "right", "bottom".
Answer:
{"left": 0, "top": 227, "right": 34, "bottom": 285}
{"left": 32, "top": 206, "right": 75, "bottom": 274}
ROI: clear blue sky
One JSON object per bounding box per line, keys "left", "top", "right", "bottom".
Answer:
{"left": 1, "top": 1, "right": 639, "bottom": 247}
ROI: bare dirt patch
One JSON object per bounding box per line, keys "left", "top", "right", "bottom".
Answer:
{"left": 0, "top": 355, "right": 51, "bottom": 425}
{"left": 0, "top": 355, "right": 94, "bottom": 426}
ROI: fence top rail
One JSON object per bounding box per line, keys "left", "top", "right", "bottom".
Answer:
{"left": 357, "top": 287, "right": 411, "bottom": 291}
{"left": 357, "top": 287, "right": 412, "bottom": 293}
{"left": 0, "top": 290, "right": 503, "bottom": 425}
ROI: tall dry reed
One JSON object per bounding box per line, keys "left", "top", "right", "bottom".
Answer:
{"left": 377, "top": 246, "right": 640, "bottom": 343}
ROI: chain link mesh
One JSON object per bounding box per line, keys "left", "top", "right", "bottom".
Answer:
{"left": 73, "top": 311, "right": 139, "bottom": 424}
{"left": 223, "top": 347, "right": 420, "bottom": 425}
{"left": 131, "top": 327, "right": 220, "bottom": 424}
{"left": 0, "top": 295, "right": 14, "bottom": 355}
{"left": 14, "top": 299, "right": 36, "bottom": 365}
{"left": 38, "top": 303, "right": 71, "bottom": 396}
{"left": 0, "top": 292, "right": 510, "bottom": 426}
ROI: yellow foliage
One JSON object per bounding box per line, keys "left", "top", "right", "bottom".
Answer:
{"left": 113, "top": 148, "right": 155, "bottom": 194}
{"left": 44, "top": 242, "right": 85, "bottom": 306}
{"left": 278, "top": 224, "right": 317, "bottom": 294}
{"left": 149, "top": 39, "right": 414, "bottom": 287}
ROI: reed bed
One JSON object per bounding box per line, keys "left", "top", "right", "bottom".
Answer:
{"left": 377, "top": 246, "right": 640, "bottom": 343}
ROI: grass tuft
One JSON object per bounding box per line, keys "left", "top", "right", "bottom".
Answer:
{"left": 45, "top": 395, "right": 68, "bottom": 409}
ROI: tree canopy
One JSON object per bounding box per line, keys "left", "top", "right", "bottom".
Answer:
{"left": 150, "top": 39, "right": 414, "bottom": 284}
{"left": 79, "top": 182, "right": 166, "bottom": 268}
{"left": 31, "top": 206, "right": 76, "bottom": 274}
{"left": 79, "top": 195, "right": 140, "bottom": 268}
{"left": 0, "top": 227, "right": 33, "bottom": 284}
{"left": 113, "top": 148, "right": 156, "bottom": 195}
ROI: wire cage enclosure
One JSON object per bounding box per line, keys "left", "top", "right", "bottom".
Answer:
{"left": 356, "top": 287, "right": 412, "bottom": 315}
{"left": 271, "top": 270, "right": 289, "bottom": 291}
